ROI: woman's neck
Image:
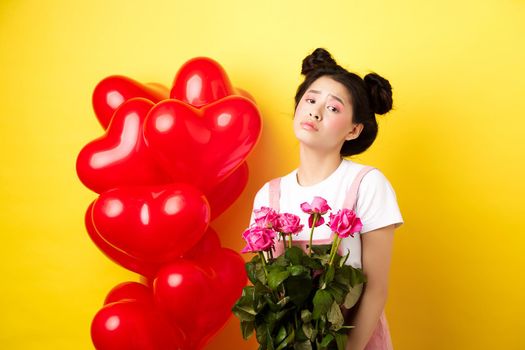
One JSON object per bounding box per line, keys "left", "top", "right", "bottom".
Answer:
{"left": 296, "top": 145, "right": 343, "bottom": 186}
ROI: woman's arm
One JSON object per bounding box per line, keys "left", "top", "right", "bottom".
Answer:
{"left": 345, "top": 224, "right": 395, "bottom": 350}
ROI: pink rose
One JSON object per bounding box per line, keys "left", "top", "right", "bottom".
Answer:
{"left": 328, "top": 208, "right": 363, "bottom": 238}
{"left": 300, "top": 197, "right": 331, "bottom": 215}
{"left": 253, "top": 206, "right": 279, "bottom": 229}
{"left": 241, "top": 226, "right": 276, "bottom": 253}
{"left": 274, "top": 213, "right": 304, "bottom": 235}
{"left": 300, "top": 197, "right": 331, "bottom": 228}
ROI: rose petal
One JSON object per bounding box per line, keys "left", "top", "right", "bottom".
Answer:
{"left": 300, "top": 202, "right": 312, "bottom": 214}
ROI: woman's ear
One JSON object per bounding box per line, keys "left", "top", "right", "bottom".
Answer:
{"left": 345, "top": 123, "right": 364, "bottom": 141}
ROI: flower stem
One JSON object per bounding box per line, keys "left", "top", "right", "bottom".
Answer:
{"left": 328, "top": 236, "right": 342, "bottom": 267}
{"left": 308, "top": 214, "right": 319, "bottom": 256}
{"left": 288, "top": 234, "right": 293, "bottom": 248}
{"left": 258, "top": 251, "right": 269, "bottom": 279}
{"left": 281, "top": 233, "right": 287, "bottom": 252}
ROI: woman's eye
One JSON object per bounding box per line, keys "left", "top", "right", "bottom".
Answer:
{"left": 306, "top": 98, "right": 315, "bottom": 104}
{"left": 328, "top": 106, "right": 339, "bottom": 113}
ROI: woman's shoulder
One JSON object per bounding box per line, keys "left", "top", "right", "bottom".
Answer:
{"left": 251, "top": 166, "right": 298, "bottom": 206}
{"left": 341, "top": 158, "right": 380, "bottom": 181}
{"left": 341, "top": 159, "right": 396, "bottom": 193}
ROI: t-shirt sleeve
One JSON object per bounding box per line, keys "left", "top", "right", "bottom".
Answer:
{"left": 355, "top": 169, "right": 404, "bottom": 234}
{"left": 248, "top": 181, "right": 270, "bottom": 227}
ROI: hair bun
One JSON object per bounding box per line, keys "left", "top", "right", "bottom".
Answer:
{"left": 364, "top": 73, "right": 393, "bottom": 115}
{"left": 301, "top": 48, "right": 338, "bottom": 75}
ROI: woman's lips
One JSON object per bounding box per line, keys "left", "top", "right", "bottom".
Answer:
{"left": 300, "top": 121, "right": 318, "bottom": 131}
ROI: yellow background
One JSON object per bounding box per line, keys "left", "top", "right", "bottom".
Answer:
{"left": 1, "top": 0, "right": 524, "bottom": 349}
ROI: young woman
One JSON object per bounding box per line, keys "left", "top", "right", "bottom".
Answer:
{"left": 249, "top": 48, "right": 404, "bottom": 350}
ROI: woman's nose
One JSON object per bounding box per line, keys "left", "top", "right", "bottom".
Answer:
{"left": 309, "top": 112, "right": 321, "bottom": 121}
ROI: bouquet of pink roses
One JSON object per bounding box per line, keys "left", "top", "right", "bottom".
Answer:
{"left": 232, "top": 197, "right": 366, "bottom": 350}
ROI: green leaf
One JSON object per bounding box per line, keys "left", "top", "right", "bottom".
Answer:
{"left": 327, "top": 301, "right": 344, "bottom": 330}
{"left": 241, "top": 320, "right": 255, "bottom": 339}
{"left": 320, "top": 334, "right": 334, "bottom": 348}
{"left": 312, "top": 289, "right": 333, "bottom": 320}
{"left": 325, "top": 265, "right": 335, "bottom": 284}
{"left": 285, "top": 246, "right": 304, "bottom": 265}
{"left": 348, "top": 267, "right": 366, "bottom": 287}
{"left": 294, "top": 340, "right": 313, "bottom": 350}
{"left": 301, "top": 309, "right": 312, "bottom": 323}
{"left": 275, "top": 325, "right": 287, "bottom": 345}
{"left": 275, "top": 327, "right": 295, "bottom": 350}
{"left": 277, "top": 296, "right": 291, "bottom": 309}
{"left": 327, "top": 282, "right": 348, "bottom": 305}
{"left": 339, "top": 248, "right": 351, "bottom": 267}
{"left": 284, "top": 276, "right": 313, "bottom": 306}
{"left": 234, "top": 303, "right": 257, "bottom": 316}
{"left": 274, "top": 307, "right": 293, "bottom": 321}
{"left": 268, "top": 269, "right": 291, "bottom": 290}
{"left": 235, "top": 292, "right": 256, "bottom": 311}
{"left": 335, "top": 332, "right": 347, "bottom": 350}
{"left": 273, "top": 254, "right": 289, "bottom": 267}
{"left": 256, "top": 263, "right": 267, "bottom": 285}
{"left": 320, "top": 265, "right": 338, "bottom": 290}
{"left": 263, "top": 295, "right": 280, "bottom": 312}
{"left": 294, "top": 323, "right": 309, "bottom": 343}
{"left": 319, "top": 315, "right": 326, "bottom": 333}
{"left": 254, "top": 282, "right": 270, "bottom": 312}
{"left": 262, "top": 304, "right": 293, "bottom": 327}
{"left": 319, "top": 254, "right": 331, "bottom": 266}
{"left": 289, "top": 265, "right": 309, "bottom": 277}
{"left": 343, "top": 282, "right": 363, "bottom": 309}
{"left": 267, "top": 263, "right": 286, "bottom": 274}
{"left": 311, "top": 244, "right": 332, "bottom": 255}
{"left": 311, "top": 329, "right": 318, "bottom": 343}
{"left": 254, "top": 280, "right": 270, "bottom": 293}
{"left": 266, "top": 325, "right": 275, "bottom": 350}
{"left": 334, "top": 265, "right": 351, "bottom": 286}
{"left": 232, "top": 304, "right": 256, "bottom": 321}
{"left": 256, "top": 321, "right": 268, "bottom": 346}
{"left": 301, "top": 322, "right": 313, "bottom": 339}
{"left": 301, "top": 255, "right": 323, "bottom": 270}
{"left": 246, "top": 260, "right": 258, "bottom": 284}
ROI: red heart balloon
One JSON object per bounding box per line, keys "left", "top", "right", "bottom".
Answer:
{"left": 182, "top": 225, "right": 222, "bottom": 260}
{"left": 188, "top": 247, "right": 248, "bottom": 349}
{"left": 92, "top": 183, "right": 210, "bottom": 262}
{"left": 204, "top": 248, "right": 247, "bottom": 307}
{"left": 235, "top": 87, "right": 256, "bottom": 103}
{"left": 151, "top": 244, "right": 246, "bottom": 350}
{"left": 206, "top": 161, "right": 249, "bottom": 220}
{"left": 143, "top": 96, "right": 261, "bottom": 192}
{"left": 104, "top": 281, "right": 153, "bottom": 305}
{"left": 170, "top": 57, "right": 234, "bottom": 107}
{"left": 87, "top": 196, "right": 222, "bottom": 278}
{"left": 77, "top": 98, "right": 172, "bottom": 194}
{"left": 91, "top": 300, "right": 184, "bottom": 350}
{"left": 85, "top": 201, "right": 159, "bottom": 277}
{"left": 93, "top": 75, "right": 168, "bottom": 129}
{"left": 153, "top": 260, "right": 212, "bottom": 343}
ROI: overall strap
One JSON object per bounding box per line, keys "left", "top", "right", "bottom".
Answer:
{"left": 268, "top": 178, "right": 282, "bottom": 212}
{"left": 343, "top": 166, "right": 377, "bottom": 211}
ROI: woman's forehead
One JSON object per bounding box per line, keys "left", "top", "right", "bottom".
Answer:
{"left": 307, "top": 76, "right": 351, "bottom": 104}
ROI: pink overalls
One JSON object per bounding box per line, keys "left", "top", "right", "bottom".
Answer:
{"left": 267, "top": 166, "right": 394, "bottom": 350}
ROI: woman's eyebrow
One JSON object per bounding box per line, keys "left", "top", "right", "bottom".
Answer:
{"left": 329, "top": 94, "right": 345, "bottom": 105}
{"left": 306, "top": 89, "right": 321, "bottom": 95}
{"left": 306, "top": 89, "right": 345, "bottom": 105}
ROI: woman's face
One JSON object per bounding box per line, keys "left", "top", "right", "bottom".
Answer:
{"left": 293, "top": 76, "right": 361, "bottom": 153}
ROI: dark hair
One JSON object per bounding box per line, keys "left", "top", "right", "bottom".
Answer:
{"left": 294, "top": 48, "right": 393, "bottom": 157}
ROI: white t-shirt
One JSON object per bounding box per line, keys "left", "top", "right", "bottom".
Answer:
{"left": 248, "top": 159, "right": 404, "bottom": 269}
